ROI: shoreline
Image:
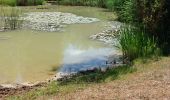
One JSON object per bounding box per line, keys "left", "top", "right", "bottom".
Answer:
{"left": 0, "top": 20, "right": 122, "bottom": 98}
{"left": 0, "top": 61, "right": 124, "bottom": 98}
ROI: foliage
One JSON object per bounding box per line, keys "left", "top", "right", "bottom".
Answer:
{"left": 0, "top": 0, "right": 16, "bottom": 6}
{"left": 58, "top": 0, "right": 122, "bottom": 11}
{"left": 119, "top": 0, "right": 137, "bottom": 23}
{"left": 0, "top": 0, "right": 45, "bottom": 6}
{"left": 118, "top": 0, "right": 170, "bottom": 54}
{"left": 58, "top": 0, "right": 99, "bottom": 6}
{"left": 0, "top": 6, "right": 23, "bottom": 30}
{"left": 135, "top": 0, "right": 170, "bottom": 54}
{"left": 118, "top": 26, "right": 160, "bottom": 61}
{"left": 7, "top": 65, "right": 136, "bottom": 100}
{"left": 27, "top": 0, "right": 45, "bottom": 5}
{"left": 59, "top": 65, "right": 136, "bottom": 84}
{"left": 106, "top": 0, "right": 125, "bottom": 11}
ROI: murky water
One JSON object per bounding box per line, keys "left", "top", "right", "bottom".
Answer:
{"left": 0, "top": 6, "right": 117, "bottom": 84}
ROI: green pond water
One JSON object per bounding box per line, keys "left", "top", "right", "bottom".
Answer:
{"left": 0, "top": 6, "right": 116, "bottom": 84}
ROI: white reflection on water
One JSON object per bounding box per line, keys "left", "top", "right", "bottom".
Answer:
{"left": 60, "top": 44, "right": 118, "bottom": 73}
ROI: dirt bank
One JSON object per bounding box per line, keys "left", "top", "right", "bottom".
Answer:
{"left": 41, "top": 57, "right": 170, "bottom": 100}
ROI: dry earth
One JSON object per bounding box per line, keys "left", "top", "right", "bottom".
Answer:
{"left": 39, "top": 57, "right": 170, "bottom": 100}
{"left": 1, "top": 57, "right": 169, "bottom": 100}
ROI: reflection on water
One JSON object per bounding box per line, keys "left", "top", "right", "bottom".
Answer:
{"left": 0, "top": 21, "right": 108, "bottom": 84}
{"left": 60, "top": 44, "right": 118, "bottom": 74}
{"left": 0, "top": 6, "right": 118, "bottom": 84}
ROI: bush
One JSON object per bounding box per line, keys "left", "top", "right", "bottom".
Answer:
{"left": 58, "top": 0, "right": 99, "bottom": 6}
{"left": 119, "top": 0, "right": 137, "bottom": 23}
{"left": 118, "top": 0, "right": 169, "bottom": 54}
{"left": 58, "top": 0, "right": 110, "bottom": 7}
{"left": 18, "top": 0, "right": 45, "bottom": 6}
{"left": 0, "top": 0, "right": 16, "bottom": 6}
{"left": 106, "top": 0, "right": 125, "bottom": 11}
{"left": 27, "top": 0, "right": 44, "bottom": 5}
{"left": 0, "top": 0, "right": 45, "bottom": 6}
{"left": 118, "top": 26, "right": 160, "bottom": 61}
{"left": 134, "top": 0, "right": 170, "bottom": 54}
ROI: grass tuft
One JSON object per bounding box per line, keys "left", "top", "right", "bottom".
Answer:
{"left": 117, "top": 26, "right": 161, "bottom": 62}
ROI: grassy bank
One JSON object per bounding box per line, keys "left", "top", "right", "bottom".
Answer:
{"left": 7, "top": 65, "right": 136, "bottom": 100}
{"left": 6, "top": 57, "right": 170, "bottom": 100}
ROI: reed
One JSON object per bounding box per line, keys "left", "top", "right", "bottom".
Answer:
{"left": 0, "top": 6, "right": 23, "bottom": 30}
{"left": 0, "top": 0, "right": 45, "bottom": 6}
{"left": 117, "top": 26, "right": 160, "bottom": 61}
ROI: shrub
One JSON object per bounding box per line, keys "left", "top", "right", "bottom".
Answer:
{"left": 135, "top": 0, "right": 170, "bottom": 54}
{"left": 58, "top": 0, "right": 106, "bottom": 7}
{"left": 118, "top": 0, "right": 169, "bottom": 54}
{"left": 106, "top": 0, "right": 125, "bottom": 11}
{"left": 0, "top": 0, "right": 45, "bottom": 6}
{"left": 27, "top": 0, "right": 44, "bottom": 5}
{"left": 119, "top": 0, "right": 137, "bottom": 23}
{"left": 0, "top": 0, "right": 16, "bottom": 6}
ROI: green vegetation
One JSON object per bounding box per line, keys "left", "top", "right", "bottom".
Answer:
{"left": 59, "top": 65, "right": 136, "bottom": 84}
{"left": 0, "top": 6, "right": 23, "bottom": 30}
{"left": 119, "top": 0, "right": 136, "bottom": 23}
{"left": 0, "top": 0, "right": 45, "bottom": 6}
{"left": 7, "top": 82, "right": 87, "bottom": 100}
{"left": 0, "top": 0, "right": 168, "bottom": 99}
{"left": 57, "top": 0, "right": 123, "bottom": 11}
{"left": 7, "top": 66, "right": 136, "bottom": 100}
{"left": 58, "top": 0, "right": 169, "bottom": 59}
{"left": 118, "top": 26, "right": 160, "bottom": 61}
{"left": 58, "top": 0, "right": 102, "bottom": 7}
{"left": 118, "top": 0, "right": 170, "bottom": 54}
{"left": 19, "top": 0, "right": 45, "bottom": 6}
{"left": 58, "top": 0, "right": 121, "bottom": 10}
{"left": 0, "top": 0, "right": 16, "bottom": 6}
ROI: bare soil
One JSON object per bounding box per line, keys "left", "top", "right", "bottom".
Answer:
{"left": 43, "top": 57, "right": 170, "bottom": 100}
{"left": 1, "top": 57, "right": 170, "bottom": 100}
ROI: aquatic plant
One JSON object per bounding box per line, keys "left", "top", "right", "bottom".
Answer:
{"left": 0, "top": 6, "right": 23, "bottom": 30}
{"left": 117, "top": 26, "right": 160, "bottom": 61}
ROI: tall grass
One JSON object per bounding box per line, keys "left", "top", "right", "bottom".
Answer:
{"left": 57, "top": 0, "right": 127, "bottom": 11}
{"left": 58, "top": 0, "right": 99, "bottom": 6}
{"left": 119, "top": 0, "right": 136, "bottom": 23}
{"left": 0, "top": 0, "right": 45, "bottom": 6}
{"left": 105, "top": 0, "right": 125, "bottom": 11}
{"left": 27, "top": 0, "right": 45, "bottom": 5}
{"left": 0, "top": 0, "right": 16, "bottom": 6}
{"left": 118, "top": 26, "right": 160, "bottom": 61}
{"left": 0, "top": 6, "right": 23, "bottom": 30}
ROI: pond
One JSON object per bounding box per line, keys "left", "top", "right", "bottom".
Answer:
{"left": 0, "top": 6, "right": 119, "bottom": 84}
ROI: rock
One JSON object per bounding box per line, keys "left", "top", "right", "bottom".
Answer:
{"left": 20, "top": 12, "right": 100, "bottom": 32}
{"left": 90, "top": 21, "right": 122, "bottom": 45}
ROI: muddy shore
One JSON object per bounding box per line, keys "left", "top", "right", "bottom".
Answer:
{"left": 0, "top": 16, "right": 122, "bottom": 99}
